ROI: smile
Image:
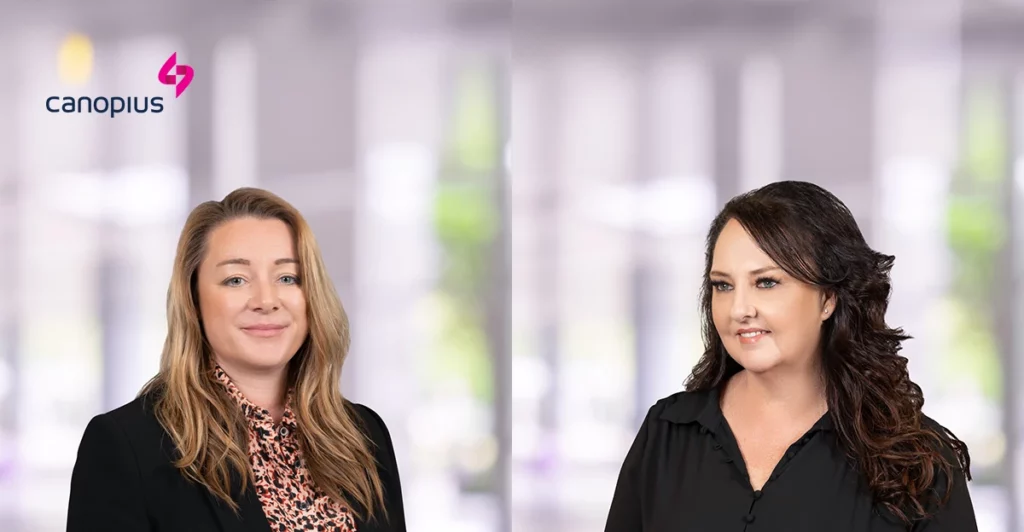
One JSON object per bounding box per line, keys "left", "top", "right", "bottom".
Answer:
{"left": 241, "top": 325, "right": 287, "bottom": 338}
{"left": 737, "top": 330, "right": 770, "bottom": 344}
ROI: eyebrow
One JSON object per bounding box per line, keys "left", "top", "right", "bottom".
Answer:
{"left": 709, "top": 266, "right": 781, "bottom": 279}
{"left": 215, "top": 258, "right": 299, "bottom": 268}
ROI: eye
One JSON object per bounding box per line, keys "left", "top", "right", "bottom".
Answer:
{"left": 280, "top": 275, "right": 300, "bottom": 285}
{"left": 710, "top": 281, "right": 732, "bottom": 292}
{"left": 756, "top": 277, "right": 779, "bottom": 289}
{"left": 223, "top": 276, "right": 246, "bottom": 287}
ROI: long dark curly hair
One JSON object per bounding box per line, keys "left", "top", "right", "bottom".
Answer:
{"left": 685, "top": 180, "right": 971, "bottom": 526}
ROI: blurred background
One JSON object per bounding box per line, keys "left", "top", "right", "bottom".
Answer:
{"left": 3, "top": 0, "right": 1024, "bottom": 531}
{"left": 511, "top": 0, "right": 1024, "bottom": 531}
{"left": 0, "top": 0, "right": 509, "bottom": 531}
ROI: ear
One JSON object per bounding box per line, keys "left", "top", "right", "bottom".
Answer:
{"left": 821, "top": 291, "right": 837, "bottom": 320}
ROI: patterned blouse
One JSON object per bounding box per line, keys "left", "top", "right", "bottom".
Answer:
{"left": 214, "top": 366, "right": 357, "bottom": 532}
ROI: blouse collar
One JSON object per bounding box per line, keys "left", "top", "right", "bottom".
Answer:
{"left": 659, "top": 383, "right": 834, "bottom": 434}
{"left": 213, "top": 365, "right": 299, "bottom": 433}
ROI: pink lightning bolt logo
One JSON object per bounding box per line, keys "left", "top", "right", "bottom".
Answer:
{"left": 158, "top": 53, "right": 194, "bottom": 98}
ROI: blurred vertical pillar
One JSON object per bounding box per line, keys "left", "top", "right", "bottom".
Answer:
{"left": 0, "top": 28, "right": 21, "bottom": 477}
{"left": 711, "top": 54, "right": 742, "bottom": 202}
{"left": 211, "top": 33, "right": 258, "bottom": 198}
{"left": 739, "top": 53, "right": 783, "bottom": 193}
{"left": 97, "top": 210, "right": 140, "bottom": 415}
{"left": 350, "top": 10, "right": 446, "bottom": 523}
{"left": 185, "top": 30, "right": 217, "bottom": 208}
{"left": 18, "top": 25, "right": 107, "bottom": 482}
{"left": 780, "top": 19, "right": 876, "bottom": 236}
{"left": 631, "top": 52, "right": 659, "bottom": 426}
{"left": 251, "top": 3, "right": 358, "bottom": 342}
{"left": 636, "top": 47, "right": 716, "bottom": 415}
{"left": 1006, "top": 70, "right": 1023, "bottom": 532}
{"left": 629, "top": 44, "right": 713, "bottom": 423}
{"left": 99, "top": 32, "right": 190, "bottom": 410}
{"left": 535, "top": 59, "right": 562, "bottom": 454}
{"left": 508, "top": 47, "right": 563, "bottom": 524}
{"left": 96, "top": 24, "right": 207, "bottom": 411}
{"left": 488, "top": 54, "right": 512, "bottom": 532}
{"left": 96, "top": 36, "right": 136, "bottom": 412}
{"left": 873, "top": 0, "right": 959, "bottom": 446}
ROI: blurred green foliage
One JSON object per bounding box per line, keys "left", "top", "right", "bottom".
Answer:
{"left": 944, "top": 81, "right": 1007, "bottom": 403}
{"left": 432, "top": 64, "right": 500, "bottom": 403}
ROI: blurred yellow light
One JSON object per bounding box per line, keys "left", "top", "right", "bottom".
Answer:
{"left": 58, "top": 33, "right": 94, "bottom": 85}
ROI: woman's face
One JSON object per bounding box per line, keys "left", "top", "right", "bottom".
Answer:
{"left": 196, "top": 217, "right": 308, "bottom": 376}
{"left": 708, "top": 219, "right": 832, "bottom": 375}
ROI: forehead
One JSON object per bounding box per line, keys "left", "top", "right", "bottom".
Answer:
{"left": 711, "top": 219, "right": 776, "bottom": 271}
{"left": 205, "top": 217, "right": 295, "bottom": 259}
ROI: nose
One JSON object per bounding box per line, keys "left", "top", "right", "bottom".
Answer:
{"left": 729, "top": 286, "right": 756, "bottom": 322}
{"left": 247, "top": 278, "right": 280, "bottom": 313}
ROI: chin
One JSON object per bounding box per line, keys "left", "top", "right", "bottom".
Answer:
{"left": 235, "top": 352, "right": 296, "bottom": 371}
{"left": 726, "top": 344, "right": 784, "bottom": 374}
{"left": 735, "top": 358, "right": 784, "bottom": 374}
{"left": 261, "top": 351, "right": 298, "bottom": 366}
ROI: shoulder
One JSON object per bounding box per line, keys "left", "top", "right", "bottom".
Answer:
{"left": 920, "top": 414, "right": 969, "bottom": 466}
{"left": 645, "top": 387, "right": 718, "bottom": 427}
{"left": 346, "top": 401, "right": 396, "bottom": 452}
{"left": 919, "top": 414, "right": 971, "bottom": 480}
{"left": 920, "top": 414, "right": 959, "bottom": 440}
{"left": 84, "top": 393, "right": 160, "bottom": 440}
{"left": 345, "top": 402, "right": 407, "bottom": 528}
{"left": 107, "top": 392, "right": 166, "bottom": 439}
{"left": 617, "top": 389, "right": 715, "bottom": 467}
{"left": 78, "top": 392, "right": 174, "bottom": 469}
{"left": 102, "top": 392, "right": 161, "bottom": 427}
{"left": 894, "top": 415, "right": 977, "bottom": 527}
{"left": 345, "top": 401, "right": 403, "bottom": 493}
{"left": 621, "top": 388, "right": 718, "bottom": 452}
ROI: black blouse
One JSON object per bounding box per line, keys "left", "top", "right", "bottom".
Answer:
{"left": 604, "top": 386, "right": 978, "bottom": 532}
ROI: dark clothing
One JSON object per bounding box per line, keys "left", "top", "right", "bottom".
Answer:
{"left": 67, "top": 392, "right": 406, "bottom": 532}
{"left": 605, "top": 385, "right": 978, "bottom": 532}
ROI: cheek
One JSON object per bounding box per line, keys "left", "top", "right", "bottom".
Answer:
{"left": 710, "top": 300, "right": 732, "bottom": 338}
{"left": 294, "top": 314, "right": 309, "bottom": 339}
{"left": 761, "top": 299, "right": 820, "bottom": 344}
{"left": 197, "top": 286, "right": 244, "bottom": 329}
{"left": 710, "top": 297, "right": 727, "bottom": 322}
{"left": 196, "top": 289, "right": 241, "bottom": 357}
{"left": 284, "top": 290, "right": 308, "bottom": 329}
{"left": 197, "top": 286, "right": 221, "bottom": 324}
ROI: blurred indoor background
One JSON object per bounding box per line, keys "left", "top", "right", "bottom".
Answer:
{"left": 511, "top": 1, "right": 1024, "bottom": 531}
{"left": 0, "top": 0, "right": 509, "bottom": 531}
{"left": 3, "top": 0, "right": 1024, "bottom": 531}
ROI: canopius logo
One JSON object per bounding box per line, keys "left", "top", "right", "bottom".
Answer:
{"left": 46, "top": 52, "right": 194, "bottom": 116}
{"left": 158, "top": 52, "right": 193, "bottom": 98}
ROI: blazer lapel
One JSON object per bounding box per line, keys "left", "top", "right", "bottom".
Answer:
{"left": 203, "top": 472, "right": 274, "bottom": 532}
{"left": 237, "top": 485, "right": 274, "bottom": 532}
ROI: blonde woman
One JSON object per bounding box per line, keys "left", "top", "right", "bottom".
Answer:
{"left": 67, "top": 188, "right": 406, "bottom": 532}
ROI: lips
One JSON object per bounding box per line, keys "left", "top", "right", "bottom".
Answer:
{"left": 736, "top": 328, "right": 770, "bottom": 344}
{"left": 737, "top": 328, "right": 769, "bottom": 335}
{"left": 244, "top": 324, "right": 286, "bottom": 331}
{"left": 241, "top": 324, "right": 287, "bottom": 338}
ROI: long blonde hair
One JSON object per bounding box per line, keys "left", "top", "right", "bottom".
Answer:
{"left": 139, "top": 187, "right": 386, "bottom": 521}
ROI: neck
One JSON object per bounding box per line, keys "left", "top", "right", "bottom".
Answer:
{"left": 215, "top": 359, "right": 289, "bottom": 422}
{"left": 730, "top": 363, "right": 827, "bottom": 419}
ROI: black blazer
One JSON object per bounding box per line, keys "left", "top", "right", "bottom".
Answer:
{"left": 67, "top": 392, "right": 407, "bottom": 532}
